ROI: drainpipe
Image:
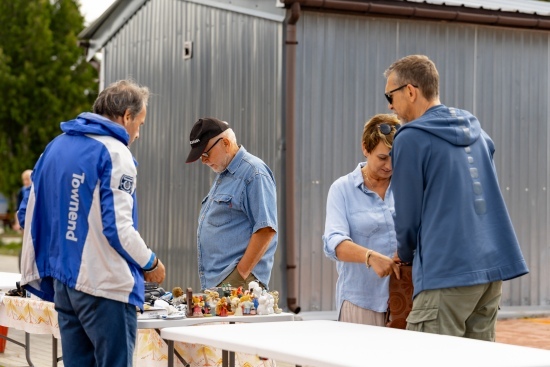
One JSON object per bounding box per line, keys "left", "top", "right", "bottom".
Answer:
{"left": 284, "top": 1, "right": 301, "bottom": 314}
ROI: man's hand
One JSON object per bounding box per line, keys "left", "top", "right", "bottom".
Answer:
{"left": 144, "top": 259, "right": 166, "bottom": 284}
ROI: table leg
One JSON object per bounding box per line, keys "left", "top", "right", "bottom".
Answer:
{"left": 229, "top": 350, "right": 235, "bottom": 367}
{"left": 52, "top": 335, "right": 63, "bottom": 366}
{"left": 167, "top": 340, "right": 174, "bottom": 367}
{"left": 153, "top": 328, "right": 189, "bottom": 366}
{"left": 0, "top": 330, "right": 26, "bottom": 350}
{"left": 222, "top": 349, "right": 228, "bottom": 367}
{"left": 0, "top": 329, "right": 35, "bottom": 366}
{"left": 24, "top": 332, "right": 35, "bottom": 367}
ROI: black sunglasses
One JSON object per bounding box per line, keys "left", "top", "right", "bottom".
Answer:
{"left": 201, "top": 137, "right": 223, "bottom": 158}
{"left": 384, "top": 84, "right": 418, "bottom": 104}
{"left": 378, "top": 123, "right": 401, "bottom": 135}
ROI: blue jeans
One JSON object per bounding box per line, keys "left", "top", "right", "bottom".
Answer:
{"left": 54, "top": 280, "right": 137, "bottom": 367}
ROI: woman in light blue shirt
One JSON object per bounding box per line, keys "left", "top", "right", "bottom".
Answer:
{"left": 323, "top": 114, "right": 401, "bottom": 326}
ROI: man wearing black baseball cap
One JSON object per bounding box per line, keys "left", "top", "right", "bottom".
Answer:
{"left": 186, "top": 117, "right": 278, "bottom": 291}
{"left": 185, "top": 117, "right": 230, "bottom": 163}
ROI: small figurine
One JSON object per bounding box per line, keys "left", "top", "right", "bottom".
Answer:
{"left": 269, "top": 290, "right": 282, "bottom": 314}
{"left": 204, "top": 289, "right": 219, "bottom": 316}
{"left": 248, "top": 281, "right": 263, "bottom": 309}
{"left": 239, "top": 294, "right": 253, "bottom": 315}
{"left": 266, "top": 293, "right": 275, "bottom": 315}
{"left": 172, "top": 287, "right": 186, "bottom": 306}
{"left": 220, "top": 283, "right": 232, "bottom": 297}
{"left": 216, "top": 297, "right": 229, "bottom": 317}
{"left": 248, "top": 281, "right": 263, "bottom": 298}
{"left": 192, "top": 295, "right": 204, "bottom": 317}
{"left": 257, "top": 293, "right": 268, "bottom": 315}
{"left": 231, "top": 296, "right": 242, "bottom": 316}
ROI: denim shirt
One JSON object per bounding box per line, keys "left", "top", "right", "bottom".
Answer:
{"left": 197, "top": 146, "right": 278, "bottom": 290}
{"left": 322, "top": 163, "right": 396, "bottom": 316}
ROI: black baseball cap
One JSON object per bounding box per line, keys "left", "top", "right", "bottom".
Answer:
{"left": 186, "top": 117, "right": 230, "bottom": 163}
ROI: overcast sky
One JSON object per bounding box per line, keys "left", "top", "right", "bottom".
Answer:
{"left": 80, "top": 0, "right": 116, "bottom": 25}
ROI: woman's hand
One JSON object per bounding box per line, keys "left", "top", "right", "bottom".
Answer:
{"left": 369, "top": 252, "right": 400, "bottom": 279}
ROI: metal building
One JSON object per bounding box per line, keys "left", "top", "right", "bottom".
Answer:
{"left": 79, "top": 0, "right": 550, "bottom": 313}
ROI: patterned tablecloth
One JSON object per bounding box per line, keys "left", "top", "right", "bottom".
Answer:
{"left": 0, "top": 296, "right": 60, "bottom": 339}
{"left": 0, "top": 296, "right": 276, "bottom": 367}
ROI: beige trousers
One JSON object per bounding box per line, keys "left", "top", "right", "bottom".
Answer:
{"left": 339, "top": 300, "right": 386, "bottom": 326}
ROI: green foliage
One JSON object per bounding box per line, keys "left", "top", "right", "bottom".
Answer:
{"left": 0, "top": 0, "right": 98, "bottom": 209}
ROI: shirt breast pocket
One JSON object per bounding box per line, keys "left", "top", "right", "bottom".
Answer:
{"left": 207, "top": 194, "right": 233, "bottom": 227}
{"left": 348, "top": 210, "right": 381, "bottom": 238}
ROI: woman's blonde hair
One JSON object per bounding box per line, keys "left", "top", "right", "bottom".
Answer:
{"left": 362, "top": 114, "right": 401, "bottom": 153}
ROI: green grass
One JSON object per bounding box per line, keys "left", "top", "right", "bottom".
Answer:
{"left": 0, "top": 229, "right": 22, "bottom": 256}
{"left": 0, "top": 241, "right": 22, "bottom": 256}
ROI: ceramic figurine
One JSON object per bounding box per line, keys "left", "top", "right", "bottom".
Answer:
{"left": 257, "top": 293, "right": 268, "bottom": 315}
{"left": 231, "top": 297, "right": 243, "bottom": 316}
{"left": 239, "top": 294, "right": 253, "bottom": 315}
{"left": 269, "top": 291, "right": 282, "bottom": 314}
{"left": 192, "top": 295, "right": 204, "bottom": 317}
{"left": 216, "top": 297, "right": 229, "bottom": 317}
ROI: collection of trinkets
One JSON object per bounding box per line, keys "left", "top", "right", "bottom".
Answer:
{"left": 142, "top": 280, "right": 282, "bottom": 319}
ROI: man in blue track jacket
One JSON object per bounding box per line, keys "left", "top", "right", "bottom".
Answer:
{"left": 18, "top": 80, "right": 166, "bottom": 367}
{"left": 384, "top": 55, "right": 528, "bottom": 341}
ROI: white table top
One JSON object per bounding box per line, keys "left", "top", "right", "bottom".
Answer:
{"left": 161, "top": 320, "right": 550, "bottom": 367}
{"left": 0, "top": 272, "right": 21, "bottom": 290}
{"left": 139, "top": 312, "right": 294, "bottom": 329}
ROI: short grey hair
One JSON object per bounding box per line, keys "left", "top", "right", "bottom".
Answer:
{"left": 384, "top": 55, "right": 439, "bottom": 101}
{"left": 220, "top": 128, "right": 237, "bottom": 144}
{"left": 93, "top": 79, "right": 150, "bottom": 119}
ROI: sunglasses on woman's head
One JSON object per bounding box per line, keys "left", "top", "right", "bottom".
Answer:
{"left": 378, "top": 123, "right": 401, "bottom": 135}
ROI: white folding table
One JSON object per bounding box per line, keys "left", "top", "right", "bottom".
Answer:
{"left": 147, "top": 313, "right": 295, "bottom": 367}
{"left": 161, "top": 319, "right": 550, "bottom": 367}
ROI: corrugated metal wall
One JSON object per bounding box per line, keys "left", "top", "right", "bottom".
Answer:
{"left": 101, "top": 0, "right": 285, "bottom": 297}
{"left": 98, "top": 0, "right": 550, "bottom": 312}
{"left": 294, "top": 11, "right": 550, "bottom": 311}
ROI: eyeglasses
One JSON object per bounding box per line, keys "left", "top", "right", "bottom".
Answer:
{"left": 201, "top": 137, "right": 223, "bottom": 158}
{"left": 384, "top": 84, "right": 417, "bottom": 104}
{"left": 378, "top": 123, "right": 401, "bottom": 135}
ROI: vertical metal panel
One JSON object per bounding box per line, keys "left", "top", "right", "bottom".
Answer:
{"left": 101, "top": 0, "right": 284, "bottom": 297}
{"left": 294, "top": 11, "right": 550, "bottom": 311}
{"left": 98, "top": 1, "right": 550, "bottom": 311}
{"left": 474, "top": 28, "right": 549, "bottom": 306}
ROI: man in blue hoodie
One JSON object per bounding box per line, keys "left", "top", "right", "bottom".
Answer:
{"left": 18, "top": 80, "right": 166, "bottom": 367}
{"left": 384, "top": 55, "right": 528, "bottom": 341}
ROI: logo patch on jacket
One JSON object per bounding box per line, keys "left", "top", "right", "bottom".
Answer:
{"left": 119, "top": 174, "right": 134, "bottom": 194}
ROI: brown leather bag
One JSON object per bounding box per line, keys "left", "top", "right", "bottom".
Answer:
{"left": 386, "top": 265, "right": 414, "bottom": 329}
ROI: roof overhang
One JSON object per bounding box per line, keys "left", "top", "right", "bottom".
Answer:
{"left": 79, "top": 0, "right": 550, "bottom": 62}
{"left": 279, "top": 0, "right": 550, "bottom": 30}
{"left": 78, "top": 0, "right": 285, "bottom": 62}
{"left": 78, "top": 0, "right": 149, "bottom": 61}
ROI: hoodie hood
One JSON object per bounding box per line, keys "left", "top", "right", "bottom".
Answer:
{"left": 396, "top": 104, "right": 481, "bottom": 147}
{"left": 60, "top": 112, "right": 130, "bottom": 146}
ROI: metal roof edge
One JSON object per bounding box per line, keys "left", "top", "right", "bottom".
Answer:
{"left": 78, "top": 0, "right": 285, "bottom": 62}
{"left": 279, "top": 0, "right": 550, "bottom": 30}
{"left": 185, "top": 0, "right": 286, "bottom": 22}
{"left": 78, "top": 0, "right": 149, "bottom": 61}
